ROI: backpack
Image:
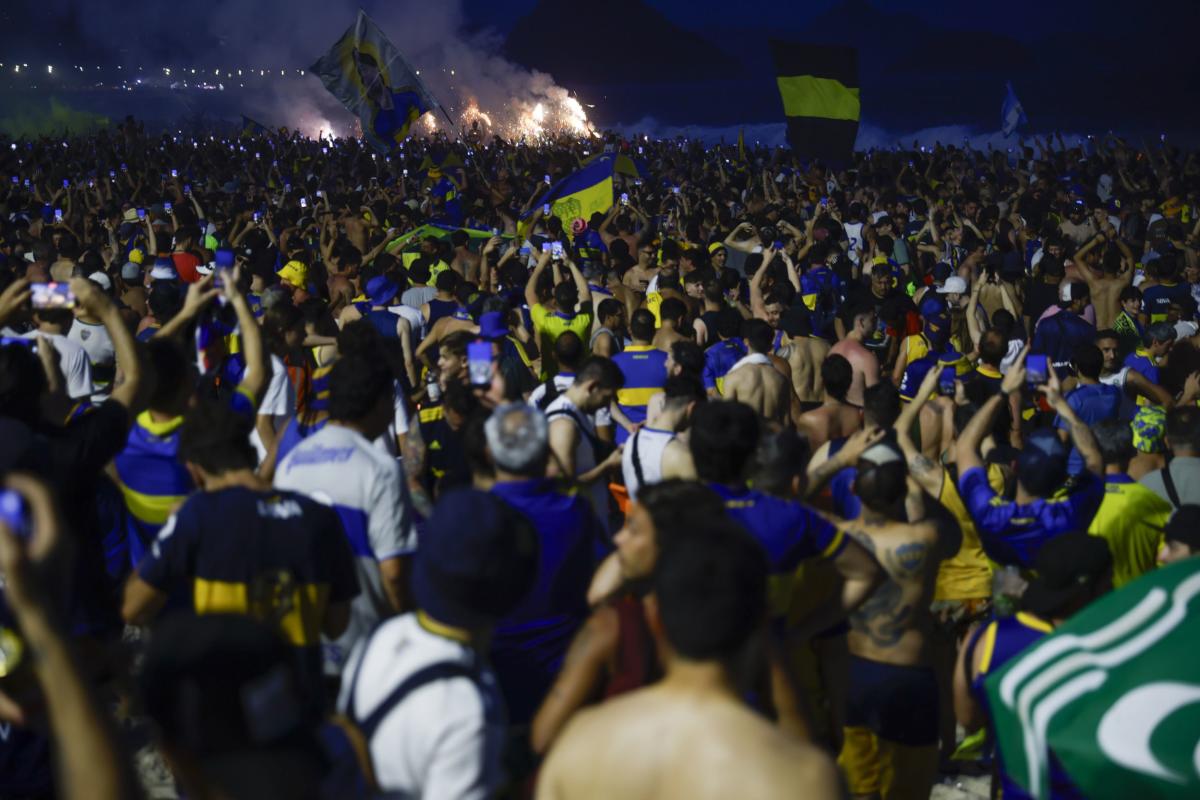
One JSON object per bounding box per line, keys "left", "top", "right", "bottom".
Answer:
{"left": 535, "top": 377, "right": 562, "bottom": 411}
{"left": 325, "top": 654, "right": 483, "bottom": 796}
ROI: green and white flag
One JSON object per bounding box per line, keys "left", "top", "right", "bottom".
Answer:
{"left": 986, "top": 559, "right": 1200, "bottom": 799}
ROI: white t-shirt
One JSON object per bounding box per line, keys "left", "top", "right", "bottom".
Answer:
{"left": 844, "top": 221, "right": 864, "bottom": 265}
{"left": 387, "top": 303, "right": 426, "bottom": 342}
{"left": 338, "top": 614, "right": 504, "bottom": 800}
{"left": 66, "top": 319, "right": 115, "bottom": 369}
{"left": 276, "top": 424, "right": 418, "bottom": 673}
{"left": 13, "top": 330, "right": 94, "bottom": 399}
{"left": 250, "top": 354, "right": 296, "bottom": 463}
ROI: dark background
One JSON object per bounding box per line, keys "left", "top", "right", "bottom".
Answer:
{"left": 1, "top": 0, "right": 1196, "bottom": 143}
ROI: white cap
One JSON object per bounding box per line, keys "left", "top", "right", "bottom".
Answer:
{"left": 196, "top": 261, "right": 215, "bottom": 276}
{"left": 87, "top": 271, "right": 112, "bottom": 291}
{"left": 938, "top": 276, "right": 968, "bottom": 295}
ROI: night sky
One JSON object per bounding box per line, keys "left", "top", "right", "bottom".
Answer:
{"left": 1, "top": 0, "right": 1197, "bottom": 141}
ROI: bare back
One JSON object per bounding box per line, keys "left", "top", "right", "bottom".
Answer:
{"left": 651, "top": 326, "right": 688, "bottom": 352}
{"left": 828, "top": 338, "right": 879, "bottom": 406}
{"left": 797, "top": 402, "right": 862, "bottom": 450}
{"left": 786, "top": 336, "right": 831, "bottom": 402}
{"left": 723, "top": 363, "right": 789, "bottom": 426}
{"left": 537, "top": 686, "right": 840, "bottom": 800}
{"left": 842, "top": 518, "right": 952, "bottom": 667}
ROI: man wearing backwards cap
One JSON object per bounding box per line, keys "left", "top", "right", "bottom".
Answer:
{"left": 955, "top": 531, "right": 1112, "bottom": 800}
{"left": 955, "top": 351, "right": 1105, "bottom": 570}
{"left": 1031, "top": 280, "right": 1096, "bottom": 369}
{"left": 337, "top": 488, "right": 538, "bottom": 799}
{"left": 832, "top": 437, "right": 961, "bottom": 800}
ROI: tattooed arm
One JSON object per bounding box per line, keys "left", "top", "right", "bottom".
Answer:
{"left": 400, "top": 420, "right": 434, "bottom": 519}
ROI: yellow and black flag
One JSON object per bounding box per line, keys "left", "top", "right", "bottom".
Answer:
{"left": 770, "top": 40, "right": 859, "bottom": 163}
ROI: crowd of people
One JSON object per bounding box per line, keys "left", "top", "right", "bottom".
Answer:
{"left": 0, "top": 116, "right": 1199, "bottom": 799}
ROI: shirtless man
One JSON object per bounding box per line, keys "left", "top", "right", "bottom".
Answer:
{"left": 778, "top": 307, "right": 831, "bottom": 407}
{"left": 828, "top": 303, "right": 880, "bottom": 407}
{"left": 815, "top": 440, "right": 959, "bottom": 800}
{"left": 797, "top": 354, "right": 863, "bottom": 451}
{"left": 651, "top": 297, "right": 690, "bottom": 352}
{"left": 537, "top": 525, "right": 841, "bottom": 800}
{"left": 448, "top": 229, "right": 481, "bottom": 282}
{"left": 721, "top": 319, "right": 791, "bottom": 428}
{"left": 1072, "top": 226, "right": 1134, "bottom": 330}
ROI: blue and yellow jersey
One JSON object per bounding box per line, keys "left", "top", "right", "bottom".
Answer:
{"left": 1141, "top": 282, "right": 1190, "bottom": 324}
{"left": 702, "top": 338, "right": 747, "bottom": 395}
{"left": 113, "top": 411, "right": 192, "bottom": 568}
{"left": 958, "top": 467, "right": 1105, "bottom": 570}
{"left": 1123, "top": 348, "right": 1160, "bottom": 405}
{"left": 138, "top": 487, "right": 359, "bottom": 691}
{"left": 710, "top": 483, "right": 845, "bottom": 618}
{"left": 612, "top": 345, "right": 667, "bottom": 444}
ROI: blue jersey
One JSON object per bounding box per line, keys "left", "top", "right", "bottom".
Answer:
{"left": 703, "top": 338, "right": 747, "bottom": 394}
{"left": 710, "top": 483, "right": 845, "bottom": 618}
{"left": 958, "top": 467, "right": 1104, "bottom": 569}
{"left": 490, "top": 479, "right": 604, "bottom": 723}
{"left": 612, "top": 345, "right": 668, "bottom": 444}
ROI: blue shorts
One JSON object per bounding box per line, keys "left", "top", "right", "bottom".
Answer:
{"left": 844, "top": 654, "right": 938, "bottom": 746}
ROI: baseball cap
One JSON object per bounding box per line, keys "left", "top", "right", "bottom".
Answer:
{"left": 1164, "top": 505, "right": 1200, "bottom": 549}
{"left": 412, "top": 488, "right": 538, "bottom": 629}
{"left": 1131, "top": 406, "right": 1168, "bottom": 454}
{"left": 215, "top": 248, "right": 236, "bottom": 269}
{"left": 937, "top": 276, "right": 968, "bottom": 295}
{"left": 120, "top": 261, "right": 142, "bottom": 281}
{"left": 1016, "top": 429, "right": 1070, "bottom": 496}
{"left": 1021, "top": 532, "right": 1113, "bottom": 618}
{"left": 365, "top": 275, "right": 399, "bottom": 307}
{"left": 87, "top": 271, "right": 112, "bottom": 291}
{"left": 477, "top": 311, "right": 508, "bottom": 341}
{"left": 149, "top": 257, "right": 178, "bottom": 281}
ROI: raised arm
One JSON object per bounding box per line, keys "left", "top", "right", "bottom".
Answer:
{"left": 70, "top": 277, "right": 146, "bottom": 417}
{"left": 1040, "top": 364, "right": 1103, "bottom": 477}
{"left": 525, "top": 250, "right": 551, "bottom": 310}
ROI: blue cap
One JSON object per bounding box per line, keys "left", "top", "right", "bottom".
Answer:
{"left": 413, "top": 489, "right": 538, "bottom": 629}
{"left": 477, "top": 311, "right": 507, "bottom": 340}
{"left": 214, "top": 248, "right": 236, "bottom": 268}
{"left": 365, "top": 275, "right": 399, "bottom": 307}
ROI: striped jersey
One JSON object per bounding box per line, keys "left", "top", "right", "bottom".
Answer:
{"left": 611, "top": 345, "right": 667, "bottom": 445}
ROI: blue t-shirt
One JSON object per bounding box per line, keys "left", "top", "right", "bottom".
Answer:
{"left": 958, "top": 467, "right": 1104, "bottom": 569}
{"left": 489, "top": 479, "right": 605, "bottom": 724}
{"left": 1055, "top": 383, "right": 1121, "bottom": 474}
{"left": 1031, "top": 310, "right": 1096, "bottom": 367}
{"left": 710, "top": 483, "right": 845, "bottom": 618}
{"left": 703, "top": 338, "right": 747, "bottom": 393}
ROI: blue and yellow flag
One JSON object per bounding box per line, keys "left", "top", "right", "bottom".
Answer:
{"left": 310, "top": 10, "right": 445, "bottom": 152}
{"left": 241, "top": 115, "right": 270, "bottom": 138}
{"left": 521, "top": 154, "right": 616, "bottom": 239}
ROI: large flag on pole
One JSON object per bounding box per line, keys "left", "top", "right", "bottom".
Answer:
{"left": 985, "top": 559, "right": 1200, "bottom": 799}
{"left": 769, "top": 40, "right": 860, "bottom": 163}
{"left": 1001, "top": 81, "right": 1028, "bottom": 137}
{"left": 310, "top": 10, "right": 449, "bottom": 152}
